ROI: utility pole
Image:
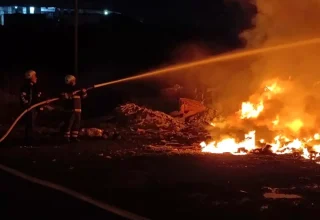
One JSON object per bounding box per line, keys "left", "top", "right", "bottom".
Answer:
{"left": 74, "top": 0, "right": 78, "bottom": 78}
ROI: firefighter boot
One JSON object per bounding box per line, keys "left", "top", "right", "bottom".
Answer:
{"left": 71, "top": 131, "right": 80, "bottom": 143}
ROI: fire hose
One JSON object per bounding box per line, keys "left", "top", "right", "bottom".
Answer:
{"left": 0, "top": 81, "right": 112, "bottom": 143}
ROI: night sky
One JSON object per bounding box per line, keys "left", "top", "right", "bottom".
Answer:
{"left": 1, "top": 0, "right": 255, "bottom": 27}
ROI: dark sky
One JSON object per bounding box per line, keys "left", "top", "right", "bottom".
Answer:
{"left": 1, "top": 0, "right": 254, "bottom": 27}
{"left": 112, "top": 0, "right": 228, "bottom": 25}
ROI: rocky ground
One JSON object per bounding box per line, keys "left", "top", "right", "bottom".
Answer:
{"left": 1, "top": 103, "right": 320, "bottom": 219}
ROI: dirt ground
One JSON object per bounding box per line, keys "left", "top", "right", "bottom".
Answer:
{"left": 1, "top": 137, "right": 320, "bottom": 219}
{"left": 0, "top": 170, "right": 125, "bottom": 220}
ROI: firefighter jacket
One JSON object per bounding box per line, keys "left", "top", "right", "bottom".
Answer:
{"left": 60, "top": 85, "right": 87, "bottom": 112}
{"left": 20, "top": 82, "right": 42, "bottom": 108}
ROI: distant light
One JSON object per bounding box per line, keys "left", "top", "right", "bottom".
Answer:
{"left": 30, "top": 6, "right": 35, "bottom": 14}
{"left": 104, "top": 10, "right": 109, "bottom": 15}
{"left": 15, "top": 6, "right": 18, "bottom": 9}
{"left": 41, "top": 7, "right": 56, "bottom": 13}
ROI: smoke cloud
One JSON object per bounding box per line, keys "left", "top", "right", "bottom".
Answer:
{"left": 165, "top": 0, "right": 320, "bottom": 138}
{"left": 226, "top": 0, "right": 320, "bottom": 136}
{"left": 241, "top": 0, "right": 320, "bottom": 46}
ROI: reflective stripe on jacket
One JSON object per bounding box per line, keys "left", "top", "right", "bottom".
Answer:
{"left": 60, "top": 85, "right": 87, "bottom": 112}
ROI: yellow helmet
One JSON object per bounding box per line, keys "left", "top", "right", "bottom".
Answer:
{"left": 65, "top": 75, "right": 76, "bottom": 84}
{"left": 25, "top": 70, "right": 36, "bottom": 79}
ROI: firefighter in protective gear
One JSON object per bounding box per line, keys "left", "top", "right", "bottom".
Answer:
{"left": 60, "top": 75, "right": 87, "bottom": 143}
{"left": 20, "top": 70, "right": 42, "bottom": 146}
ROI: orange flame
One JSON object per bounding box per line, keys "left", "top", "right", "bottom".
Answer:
{"left": 201, "top": 79, "right": 320, "bottom": 160}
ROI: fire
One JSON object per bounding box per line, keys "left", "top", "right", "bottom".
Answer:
{"left": 285, "top": 119, "right": 303, "bottom": 133}
{"left": 201, "top": 130, "right": 320, "bottom": 160}
{"left": 201, "top": 79, "right": 320, "bottom": 161}
{"left": 272, "top": 115, "right": 279, "bottom": 126}
{"left": 201, "top": 131, "right": 255, "bottom": 155}
{"left": 238, "top": 81, "right": 282, "bottom": 120}
{"left": 240, "top": 101, "right": 264, "bottom": 119}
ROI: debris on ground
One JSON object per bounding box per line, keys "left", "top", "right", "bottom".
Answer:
{"left": 74, "top": 102, "right": 217, "bottom": 146}
{"left": 62, "top": 100, "right": 220, "bottom": 146}
{"left": 2, "top": 100, "right": 216, "bottom": 147}
{"left": 177, "top": 98, "right": 207, "bottom": 119}
{"left": 170, "top": 98, "right": 207, "bottom": 119}
{"left": 80, "top": 128, "right": 104, "bottom": 138}
{"left": 80, "top": 127, "right": 121, "bottom": 140}
{"left": 116, "top": 103, "right": 185, "bottom": 131}
{"left": 187, "top": 108, "right": 218, "bottom": 126}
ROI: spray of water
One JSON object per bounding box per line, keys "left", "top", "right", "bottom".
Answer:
{"left": 94, "top": 37, "right": 320, "bottom": 89}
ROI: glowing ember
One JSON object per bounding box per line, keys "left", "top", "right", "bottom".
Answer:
{"left": 201, "top": 79, "right": 320, "bottom": 161}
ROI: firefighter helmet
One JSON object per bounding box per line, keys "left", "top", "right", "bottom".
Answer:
{"left": 25, "top": 70, "right": 36, "bottom": 79}
{"left": 65, "top": 75, "right": 76, "bottom": 84}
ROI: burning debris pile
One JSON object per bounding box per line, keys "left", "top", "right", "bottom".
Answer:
{"left": 198, "top": 0, "right": 319, "bottom": 162}
{"left": 200, "top": 79, "right": 320, "bottom": 161}
{"left": 77, "top": 79, "right": 320, "bottom": 162}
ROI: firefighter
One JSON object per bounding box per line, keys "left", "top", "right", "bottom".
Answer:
{"left": 20, "top": 70, "right": 42, "bottom": 146}
{"left": 60, "top": 75, "right": 87, "bottom": 143}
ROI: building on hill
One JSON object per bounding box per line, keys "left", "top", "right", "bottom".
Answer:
{"left": 0, "top": 5, "right": 119, "bottom": 26}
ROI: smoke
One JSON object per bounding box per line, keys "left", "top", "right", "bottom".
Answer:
{"left": 241, "top": 0, "right": 320, "bottom": 46}
{"left": 234, "top": 0, "right": 320, "bottom": 136}
{"left": 165, "top": 1, "right": 320, "bottom": 137}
